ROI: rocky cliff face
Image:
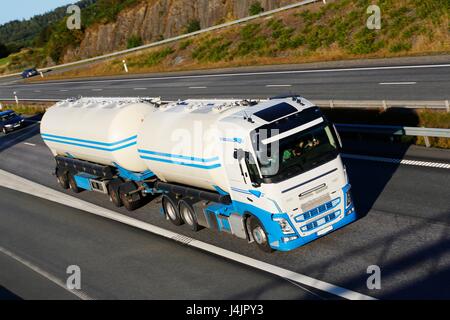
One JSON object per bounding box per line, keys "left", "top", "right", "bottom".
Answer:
{"left": 63, "top": 0, "right": 297, "bottom": 62}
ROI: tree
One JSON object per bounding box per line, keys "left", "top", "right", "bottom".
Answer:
{"left": 249, "top": 1, "right": 264, "bottom": 15}
{"left": 0, "top": 42, "right": 9, "bottom": 58}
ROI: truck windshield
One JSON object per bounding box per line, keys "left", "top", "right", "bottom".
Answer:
{"left": 256, "top": 123, "right": 339, "bottom": 183}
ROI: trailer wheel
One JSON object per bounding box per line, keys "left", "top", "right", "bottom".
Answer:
{"left": 68, "top": 173, "right": 82, "bottom": 193}
{"left": 162, "top": 195, "right": 183, "bottom": 226}
{"left": 56, "top": 168, "right": 69, "bottom": 189}
{"left": 248, "top": 217, "right": 273, "bottom": 253}
{"left": 108, "top": 184, "right": 123, "bottom": 207}
{"left": 120, "top": 191, "right": 141, "bottom": 211}
{"left": 179, "top": 200, "right": 201, "bottom": 232}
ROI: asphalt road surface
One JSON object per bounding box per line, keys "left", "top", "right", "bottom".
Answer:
{"left": 0, "top": 61, "right": 449, "bottom": 101}
{"left": 0, "top": 120, "right": 449, "bottom": 300}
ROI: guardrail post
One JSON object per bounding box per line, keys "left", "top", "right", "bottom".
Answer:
{"left": 382, "top": 100, "right": 387, "bottom": 111}
{"left": 446, "top": 100, "right": 449, "bottom": 113}
{"left": 329, "top": 100, "right": 334, "bottom": 108}
{"left": 122, "top": 60, "right": 129, "bottom": 73}
{"left": 13, "top": 92, "right": 18, "bottom": 105}
{"left": 40, "top": 71, "right": 44, "bottom": 78}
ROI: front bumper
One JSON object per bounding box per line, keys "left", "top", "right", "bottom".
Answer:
{"left": 271, "top": 206, "right": 357, "bottom": 251}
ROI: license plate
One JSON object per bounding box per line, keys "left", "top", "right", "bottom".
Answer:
{"left": 317, "top": 225, "right": 333, "bottom": 236}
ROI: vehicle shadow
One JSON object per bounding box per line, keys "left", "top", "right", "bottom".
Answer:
{"left": 324, "top": 107, "right": 421, "bottom": 219}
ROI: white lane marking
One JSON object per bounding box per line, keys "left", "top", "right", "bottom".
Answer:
{"left": 23, "top": 142, "right": 36, "bottom": 146}
{"left": 379, "top": 82, "right": 416, "bottom": 85}
{"left": 59, "top": 89, "right": 69, "bottom": 92}
{"left": 6, "top": 64, "right": 450, "bottom": 88}
{"left": 266, "top": 84, "right": 292, "bottom": 87}
{"left": 0, "top": 246, "right": 93, "bottom": 300}
{"left": 342, "top": 153, "right": 450, "bottom": 169}
{"left": 133, "top": 88, "right": 147, "bottom": 90}
{"left": 33, "top": 90, "right": 41, "bottom": 93}
{"left": 189, "top": 86, "right": 207, "bottom": 89}
{"left": 92, "top": 89, "right": 102, "bottom": 91}
{"left": 0, "top": 169, "right": 375, "bottom": 301}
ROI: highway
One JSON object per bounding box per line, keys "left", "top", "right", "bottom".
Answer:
{"left": 0, "top": 58, "right": 449, "bottom": 300}
{"left": 0, "top": 119, "right": 449, "bottom": 300}
{"left": 0, "top": 60, "right": 449, "bottom": 101}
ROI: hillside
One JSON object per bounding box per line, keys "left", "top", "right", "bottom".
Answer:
{"left": 41, "top": 0, "right": 449, "bottom": 80}
{"left": 1, "top": 0, "right": 449, "bottom": 77}
{"left": 0, "top": 0, "right": 299, "bottom": 74}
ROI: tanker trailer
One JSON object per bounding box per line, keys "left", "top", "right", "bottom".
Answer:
{"left": 41, "top": 96, "right": 357, "bottom": 252}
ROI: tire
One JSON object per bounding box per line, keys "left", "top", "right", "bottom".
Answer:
{"left": 179, "top": 200, "right": 201, "bottom": 232}
{"left": 119, "top": 190, "right": 141, "bottom": 211}
{"left": 162, "top": 195, "right": 183, "bottom": 226}
{"left": 248, "top": 217, "right": 273, "bottom": 253}
{"left": 108, "top": 184, "right": 123, "bottom": 207}
{"left": 56, "top": 168, "right": 69, "bottom": 189}
{"left": 68, "top": 173, "right": 82, "bottom": 193}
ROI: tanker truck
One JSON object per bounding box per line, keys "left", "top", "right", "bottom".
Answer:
{"left": 40, "top": 95, "right": 357, "bottom": 252}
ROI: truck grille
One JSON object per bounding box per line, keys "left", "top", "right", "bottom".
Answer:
{"left": 299, "top": 210, "right": 341, "bottom": 232}
{"left": 295, "top": 197, "right": 340, "bottom": 223}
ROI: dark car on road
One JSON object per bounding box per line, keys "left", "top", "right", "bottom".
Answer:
{"left": 0, "top": 110, "right": 25, "bottom": 134}
{"left": 21, "top": 68, "right": 39, "bottom": 79}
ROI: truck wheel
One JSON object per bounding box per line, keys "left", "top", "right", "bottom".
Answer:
{"left": 179, "top": 200, "right": 201, "bottom": 232}
{"left": 249, "top": 217, "right": 273, "bottom": 253}
{"left": 108, "top": 184, "right": 123, "bottom": 207}
{"left": 56, "top": 168, "right": 69, "bottom": 189}
{"left": 119, "top": 191, "right": 141, "bottom": 211}
{"left": 68, "top": 173, "right": 82, "bottom": 193}
{"left": 162, "top": 195, "right": 183, "bottom": 226}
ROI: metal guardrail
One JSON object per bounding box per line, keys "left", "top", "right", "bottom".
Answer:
{"left": 336, "top": 123, "right": 450, "bottom": 147}
{"left": 336, "top": 124, "right": 450, "bottom": 138}
{"left": 314, "top": 100, "right": 450, "bottom": 111}
{"left": 0, "top": 0, "right": 322, "bottom": 79}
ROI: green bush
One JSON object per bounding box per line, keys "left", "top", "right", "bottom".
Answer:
{"left": 186, "top": 20, "right": 201, "bottom": 34}
{"left": 192, "top": 37, "right": 231, "bottom": 62}
{"left": 145, "top": 47, "right": 174, "bottom": 66}
{"left": 179, "top": 39, "right": 193, "bottom": 50}
{"left": 249, "top": 2, "right": 264, "bottom": 16}
{"left": 389, "top": 42, "right": 412, "bottom": 53}
{"left": 127, "top": 35, "right": 143, "bottom": 49}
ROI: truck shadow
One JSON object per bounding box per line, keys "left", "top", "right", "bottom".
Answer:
{"left": 328, "top": 107, "right": 422, "bottom": 219}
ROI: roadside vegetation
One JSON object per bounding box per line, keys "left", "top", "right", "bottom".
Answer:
{"left": 33, "top": 0, "right": 449, "bottom": 80}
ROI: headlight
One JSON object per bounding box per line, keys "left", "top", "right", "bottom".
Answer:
{"left": 5, "top": 124, "right": 13, "bottom": 128}
{"left": 346, "top": 189, "right": 352, "bottom": 207}
{"left": 273, "top": 218, "right": 295, "bottom": 235}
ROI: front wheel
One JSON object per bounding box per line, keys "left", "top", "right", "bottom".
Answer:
{"left": 249, "top": 217, "right": 273, "bottom": 253}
